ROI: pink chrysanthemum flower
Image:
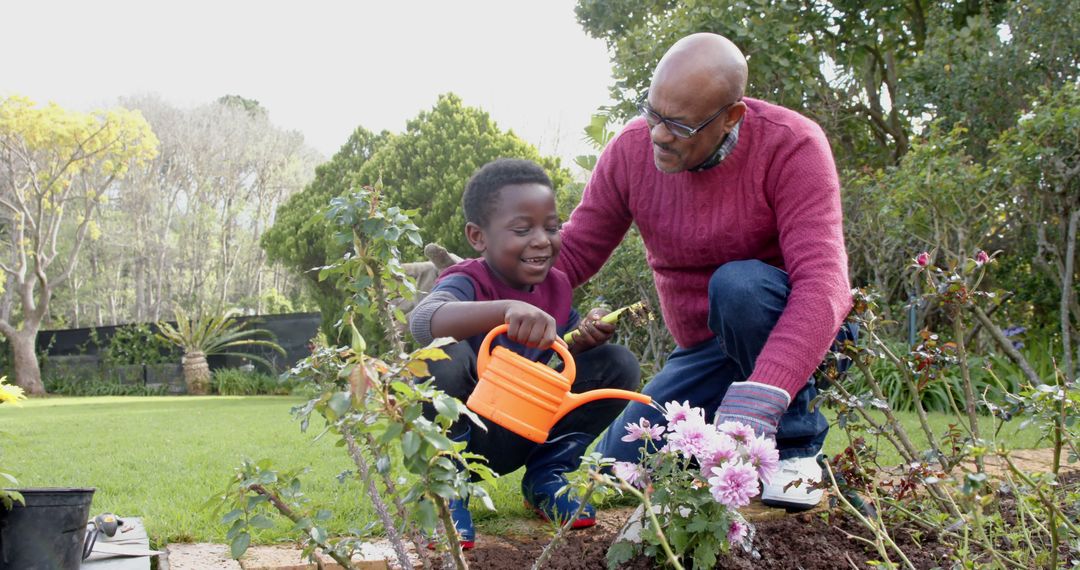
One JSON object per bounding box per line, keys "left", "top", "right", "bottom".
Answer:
{"left": 612, "top": 461, "right": 645, "bottom": 488}
{"left": 745, "top": 434, "right": 780, "bottom": 484}
{"left": 662, "top": 400, "right": 702, "bottom": 426}
{"left": 717, "top": 420, "right": 757, "bottom": 445}
{"left": 666, "top": 414, "right": 715, "bottom": 459}
{"left": 727, "top": 518, "right": 749, "bottom": 545}
{"left": 708, "top": 461, "right": 759, "bottom": 508}
{"left": 698, "top": 430, "right": 738, "bottom": 474}
{"left": 621, "top": 417, "right": 666, "bottom": 442}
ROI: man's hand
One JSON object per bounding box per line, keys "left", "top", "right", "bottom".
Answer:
{"left": 714, "top": 381, "right": 792, "bottom": 440}
{"left": 504, "top": 301, "right": 558, "bottom": 349}
{"left": 569, "top": 308, "right": 616, "bottom": 353}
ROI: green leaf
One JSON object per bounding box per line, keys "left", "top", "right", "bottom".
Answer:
{"left": 421, "top": 431, "right": 453, "bottom": 452}
{"left": 248, "top": 514, "right": 275, "bottom": 529}
{"left": 379, "top": 422, "right": 404, "bottom": 444}
{"left": 327, "top": 391, "right": 351, "bottom": 417}
{"left": 607, "top": 540, "right": 637, "bottom": 570}
{"left": 376, "top": 454, "right": 391, "bottom": 474}
{"left": 230, "top": 532, "right": 251, "bottom": 559}
{"left": 417, "top": 498, "right": 438, "bottom": 531}
{"left": 246, "top": 494, "right": 269, "bottom": 510}
{"left": 433, "top": 395, "right": 459, "bottom": 419}
{"left": 402, "top": 431, "right": 420, "bottom": 457}
{"left": 403, "top": 403, "right": 423, "bottom": 423}
{"left": 221, "top": 509, "right": 244, "bottom": 525}
{"left": 226, "top": 518, "right": 246, "bottom": 541}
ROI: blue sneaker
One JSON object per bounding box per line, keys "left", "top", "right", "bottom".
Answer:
{"left": 521, "top": 432, "right": 597, "bottom": 528}
{"left": 523, "top": 476, "right": 597, "bottom": 528}
{"left": 428, "top": 496, "right": 475, "bottom": 550}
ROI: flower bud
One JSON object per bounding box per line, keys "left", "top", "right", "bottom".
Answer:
{"left": 975, "top": 250, "right": 990, "bottom": 266}
{"left": 915, "top": 252, "right": 930, "bottom": 267}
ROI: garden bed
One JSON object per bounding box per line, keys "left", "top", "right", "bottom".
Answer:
{"left": 462, "top": 462, "right": 1080, "bottom": 569}
{"left": 463, "top": 503, "right": 951, "bottom": 569}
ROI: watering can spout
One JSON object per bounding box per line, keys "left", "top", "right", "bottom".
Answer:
{"left": 551, "top": 389, "right": 653, "bottom": 426}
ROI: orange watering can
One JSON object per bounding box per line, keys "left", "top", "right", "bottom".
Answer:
{"left": 467, "top": 324, "right": 652, "bottom": 443}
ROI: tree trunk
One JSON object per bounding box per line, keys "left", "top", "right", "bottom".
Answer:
{"left": 182, "top": 351, "right": 211, "bottom": 395}
{"left": 9, "top": 329, "right": 45, "bottom": 395}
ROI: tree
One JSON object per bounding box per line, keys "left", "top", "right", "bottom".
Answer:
{"left": 48, "top": 95, "right": 320, "bottom": 328}
{"left": 261, "top": 126, "right": 390, "bottom": 337}
{"left": 357, "top": 93, "right": 572, "bottom": 258}
{"left": 262, "top": 94, "right": 572, "bottom": 337}
{"left": 903, "top": 0, "right": 1080, "bottom": 160}
{"left": 992, "top": 83, "right": 1080, "bottom": 380}
{"left": 156, "top": 308, "right": 285, "bottom": 395}
{"left": 0, "top": 95, "right": 158, "bottom": 394}
{"left": 573, "top": 0, "right": 1059, "bottom": 168}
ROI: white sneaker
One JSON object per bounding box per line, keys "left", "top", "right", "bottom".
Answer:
{"left": 761, "top": 454, "right": 824, "bottom": 511}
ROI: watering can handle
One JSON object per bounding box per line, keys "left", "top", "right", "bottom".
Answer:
{"left": 476, "top": 324, "right": 576, "bottom": 382}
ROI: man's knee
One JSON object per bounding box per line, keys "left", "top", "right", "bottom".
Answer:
{"left": 708, "top": 260, "right": 789, "bottom": 333}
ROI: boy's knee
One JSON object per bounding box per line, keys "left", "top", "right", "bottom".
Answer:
{"left": 591, "top": 344, "right": 641, "bottom": 390}
{"left": 424, "top": 341, "right": 477, "bottom": 400}
{"left": 569, "top": 343, "right": 641, "bottom": 392}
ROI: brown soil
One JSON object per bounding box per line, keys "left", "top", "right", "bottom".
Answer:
{"left": 462, "top": 464, "right": 1080, "bottom": 570}
{"left": 464, "top": 507, "right": 954, "bottom": 570}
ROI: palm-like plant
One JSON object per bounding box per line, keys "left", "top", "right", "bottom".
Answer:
{"left": 156, "top": 309, "right": 285, "bottom": 395}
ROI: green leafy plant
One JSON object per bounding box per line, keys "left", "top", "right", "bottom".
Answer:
{"left": 819, "top": 248, "right": 1080, "bottom": 569}
{"left": 212, "top": 368, "right": 291, "bottom": 396}
{"left": 103, "top": 323, "right": 176, "bottom": 366}
{"left": 213, "top": 185, "right": 493, "bottom": 570}
{"left": 42, "top": 374, "right": 167, "bottom": 397}
{"left": 156, "top": 310, "right": 284, "bottom": 396}
{"left": 594, "top": 405, "right": 776, "bottom": 570}
{"left": 0, "top": 377, "right": 26, "bottom": 509}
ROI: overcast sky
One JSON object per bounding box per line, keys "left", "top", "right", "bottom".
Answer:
{"left": 2, "top": 0, "right": 622, "bottom": 173}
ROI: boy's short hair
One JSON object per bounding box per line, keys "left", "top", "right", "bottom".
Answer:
{"left": 463, "top": 158, "right": 553, "bottom": 227}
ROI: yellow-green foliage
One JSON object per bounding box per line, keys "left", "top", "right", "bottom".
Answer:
{"left": 0, "top": 95, "right": 158, "bottom": 260}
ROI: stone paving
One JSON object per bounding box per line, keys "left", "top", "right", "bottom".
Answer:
{"left": 163, "top": 448, "right": 1075, "bottom": 569}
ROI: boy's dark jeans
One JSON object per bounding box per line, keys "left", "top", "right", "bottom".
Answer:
{"left": 425, "top": 340, "right": 641, "bottom": 475}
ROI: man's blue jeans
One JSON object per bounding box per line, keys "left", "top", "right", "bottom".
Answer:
{"left": 597, "top": 259, "right": 842, "bottom": 462}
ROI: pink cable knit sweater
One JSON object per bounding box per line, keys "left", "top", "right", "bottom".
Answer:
{"left": 556, "top": 98, "right": 852, "bottom": 398}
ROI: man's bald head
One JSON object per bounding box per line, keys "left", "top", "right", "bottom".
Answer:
{"left": 651, "top": 33, "right": 747, "bottom": 104}
{"left": 644, "top": 33, "right": 749, "bottom": 173}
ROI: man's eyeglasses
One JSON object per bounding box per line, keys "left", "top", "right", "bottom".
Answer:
{"left": 638, "top": 97, "right": 740, "bottom": 139}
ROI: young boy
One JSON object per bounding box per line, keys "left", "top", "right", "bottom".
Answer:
{"left": 409, "top": 158, "right": 641, "bottom": 548}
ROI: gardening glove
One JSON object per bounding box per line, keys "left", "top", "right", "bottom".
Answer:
{"left": 714, "top": 381, "right": 791, "bottom": 440}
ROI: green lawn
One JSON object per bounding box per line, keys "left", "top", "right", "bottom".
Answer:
{"left": 0, "top": 396, "right": 1049, "bottom": 548}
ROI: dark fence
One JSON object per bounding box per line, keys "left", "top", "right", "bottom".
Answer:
{"left": 36, "top": 313, "right": 322, "bottom": 392}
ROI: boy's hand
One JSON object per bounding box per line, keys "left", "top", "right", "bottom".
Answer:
{"left": 569, "top": 308, "right": 615, "bottom": 353}
{"left": 504, "top": 301, "right": 558, "bottom": 349}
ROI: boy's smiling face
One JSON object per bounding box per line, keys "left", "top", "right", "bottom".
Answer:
{"left": 466, "top": 182, "right": 561, "bottom": 291}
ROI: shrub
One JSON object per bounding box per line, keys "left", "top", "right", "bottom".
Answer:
{"left": 211, "top": 368, "right": 292, "bottom": 396}
{"left": 43, "top": 373, "right": 166, "bottom": 396}
{"left": 103, "top": 323, "right": 177, "bottom": 366}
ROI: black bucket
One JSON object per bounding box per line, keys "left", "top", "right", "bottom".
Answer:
{"left": 0, "top": 488, "right": 95, "bottom": 570}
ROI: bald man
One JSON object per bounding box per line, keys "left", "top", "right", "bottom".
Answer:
{"left": 556, "top": 33, "right": 853, "bottom": 510}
